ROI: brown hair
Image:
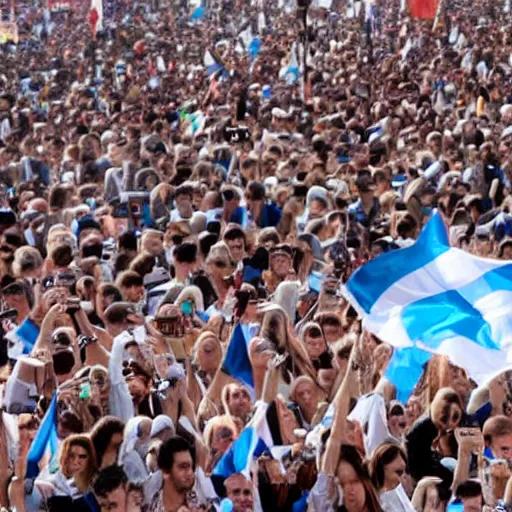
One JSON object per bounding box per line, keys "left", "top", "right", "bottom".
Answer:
{"left": 338, "top": 444, "right": 383, "bottom": 512}
{"left": 60, "top": 434, "right": 97, "bottom": 493}
{"left": 369, "top": 443, "right": 407, "bottom": 491}
{"left": 483, "top": 415, "right": 512, "bottom": 444}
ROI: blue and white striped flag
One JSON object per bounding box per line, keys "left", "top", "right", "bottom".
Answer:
{"left": 283, "top": 43, "right": 300, "bottom": 85}
{"left": 343, "top": 212, "right": 512, "bottom": 402}
{"left": 204, "top": 50, "right": 225, "bottom": 78}
{"left": 212, "top": 402, "right": 274, "bottom": 486}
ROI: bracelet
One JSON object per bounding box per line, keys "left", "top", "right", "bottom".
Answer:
{"left": 78, "top": 335, "right": 98, "bottom": 350}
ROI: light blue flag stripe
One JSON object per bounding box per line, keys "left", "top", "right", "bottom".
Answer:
{"left": 346, "top": 213, "right": 450, "bottom": 314}
{"left": 26, "top": 392, "right": 58, "bottom": 479}
{"left": 345, "top": 212, "right": 512, "bottom": 403}
{"left": 221, "top": 324, "right": 254, "bottom": 391}
{"left": 213, "top": 426, "right": 257, "bottom": 479}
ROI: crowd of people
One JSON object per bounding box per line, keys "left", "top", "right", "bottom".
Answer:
{"left": 0, "top": 0, "right": 512, "bottom": 509}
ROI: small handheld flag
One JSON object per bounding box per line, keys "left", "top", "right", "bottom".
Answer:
{"left": 26, "top": 392, "right": 59, "bottom": 479}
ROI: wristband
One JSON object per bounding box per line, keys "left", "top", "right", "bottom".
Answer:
{"left": 78, "top": 335, "right": 98, "bottom": 350}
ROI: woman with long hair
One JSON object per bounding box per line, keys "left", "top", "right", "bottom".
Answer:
{"left": 258, "top": 306, "right": 318, "bottom": 385}
{"left": 55, "top": 434, "right": 98, "bottom": 495}
{"left": 311, "top": 333, "right": 383, "bottom": 512}
{"left": 90, "top": 416, "right": 124, "bottom": 469}
{"left": 369, "top": 443, "right": 411, "bottom": 504}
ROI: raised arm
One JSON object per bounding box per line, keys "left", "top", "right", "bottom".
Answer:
{"left": 262, "top": 354, "right": 287, "bottom": 404}
{"left": 31, "top": 303, "right": 64, "bottom": 355}
{"left": 74, "top": 308, "right": 110, "bottom": 367}
{"left": 321, "top": 333, "right": 363, "bottom": 475}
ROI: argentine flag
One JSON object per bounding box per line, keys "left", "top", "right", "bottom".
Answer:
{"left": 283, "top": 43, "right": 300, "bottom": 85}
{"left": 344, "top": 212, "right": 512, "bottom": 402}
{"left": 212, "top": 402, "right": 274, "bottom": 493}
{"left": 204, "top": 50, "right": 224, "bottom": 78}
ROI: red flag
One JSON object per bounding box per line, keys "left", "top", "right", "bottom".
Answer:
{"left": 147, "top": 59, "right": 155, "bottom": 76}
{"left": 89, "top": 7, "right": 99, "bottom": 37}
{"left": 408, "top": 0, "right": 438, "bottom": 19}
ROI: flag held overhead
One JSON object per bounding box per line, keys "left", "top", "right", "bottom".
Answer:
{"left": 343, "top": 211, "right": 512, "bottom": 402}
{"left": 221, "top": 323, "right": 254, "bottom": 392}
{"left": 407, "top": 0, "right": 438, "bottom": 19}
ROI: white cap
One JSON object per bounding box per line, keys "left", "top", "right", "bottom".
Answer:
{"left": 501, "top": 125, "right": 512, "bottom": 140}
{"left": 101, "top": 130, "right": 117, "bottom": 146}
{"left": 198, "top": 147, "right": 210, "bottom": 160}
{"left": 150, "top": 415, "right": 175, "bottom": 438}
{"left": 271, "top": 107, "right": 288, "bottom": 119}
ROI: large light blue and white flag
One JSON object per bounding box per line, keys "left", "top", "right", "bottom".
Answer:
{"left": 343, "top": 212, "right": 512, "bottom": 402}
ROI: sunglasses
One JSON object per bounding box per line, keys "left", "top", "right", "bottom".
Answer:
{"left": 216, "top": 427, "right": 234, "bottom": 441}
{"left": 213, "top": 260, "right": 227, "bottom": 268}
{"left": 171, "top": 235, "right": 184, "bottom": 245}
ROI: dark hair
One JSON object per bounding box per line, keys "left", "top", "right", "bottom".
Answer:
{"left": 174, "top": 242, "right": 198, "bottom": 264}
{"left": 396, "top": 215, "right": 417, "bottom": 239}
{"left": 4, "top": 231, "right": 24, "bottom": 248}
{"left": 455, "top": 479, "right": 482, "bottom": 500}
{"left": 49, "top": 185, "right": 68, "bottom": 210}
{"left": 116, "top": 270, "right": 143, "bottom": 289}
{"left": 199, "top": 233, "right": 219, "bottom": 259}
{"left": 129, "top": 253, "right": 156, "bottom": 277}
{"left": 118, "top": 232, "right": 138, "bottom": 252}
{"left": 93, "top": 464, "right": 128, "bottom": 498}
{"left": 338, "top": 445, "right": 383, "bottom": 512}
{"left": 52, "top": 349, "right": 75, "bottom": 376}
{"left": 103, "top": 302, "right": 135, "bottom": 325}
{"left": 246, "top": 181, "right": 266, "bottom": 201}
{"left": 223, "top": 226, "right": 246, "bottom": 243}
{"left": 175, "top": 184, "right": 193, "bottom": 199}
{"left": 114, "top": 252, "right": 132, "bottom": 274}
{"left": 314, "top": 312, "right": 342, "bottom": 328}
{"left": 90, "top": 416, "right": 124, "bottom": 467}
{"left": 388, "top": 402, "right": 405, "bottom": 418}
{"left": 99, "top": 283, "right": 123, "bottom": 303}
{"left": 369, "top": 443, "right": 407, "bottom": 490}
{"left": 58, "top": 410, "right": 84, "bottom": 434}
{"left": 157, "top": 436, "right": 196, "bottom": 473}
{"left": 50, "top": 244, "right": 74, "bottom": 268}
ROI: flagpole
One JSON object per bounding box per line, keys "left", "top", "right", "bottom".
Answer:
{"left": 432, "top": 0, "right": 443, "bottom": 31}
{"left": 297, "top": 0, "right": 311, "bottom": 101}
